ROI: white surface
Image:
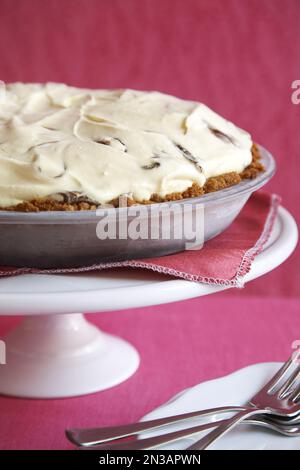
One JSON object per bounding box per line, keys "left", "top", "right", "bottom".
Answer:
{"left": 0, "top": 206, "right": 297, "bottom": 315}
{"left": 0, "top": 206, "right": 297, "bottom": 398}
{"left": 0, "top": 313, "right": 140, "bottom": 398}
{"left": 142, "top": 362, "right": 300, "bottom": 450}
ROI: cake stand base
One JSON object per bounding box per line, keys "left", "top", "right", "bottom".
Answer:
{"left": 0, "top": 313, "right": 140, "bottom": 398}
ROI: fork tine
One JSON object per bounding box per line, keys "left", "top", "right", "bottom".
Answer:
{"left": 266, "top": 348, "right": 300, "bottom": 394}
{"left": 277, "top": 364, "right": 300, "bottom": 398}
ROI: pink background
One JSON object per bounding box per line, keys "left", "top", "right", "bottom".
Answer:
{"left": 0, "top": 0, "right": 299, "bottom": 449}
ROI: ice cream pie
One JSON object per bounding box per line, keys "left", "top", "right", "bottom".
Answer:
{"left": 0, "top": 83, "right": 264, "bottom": 212}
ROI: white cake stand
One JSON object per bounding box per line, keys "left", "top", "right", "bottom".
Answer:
{"left": 0, "top": 206, "right": 297, "bottom": 398}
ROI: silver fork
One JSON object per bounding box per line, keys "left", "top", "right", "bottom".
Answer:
{"left": 66, "top": 406, "right": 300, "bottom": 448}
{"left": 66, "top": 406, "right": 246, "bottom": 447}
{"left": 67, "top": 353, "right": 300, "bottom": 449}
{"left": 188, "top": 349, "right": 300, "bottom": 450}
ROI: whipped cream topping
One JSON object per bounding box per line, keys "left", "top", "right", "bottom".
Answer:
{"left": 0, "top": 83, "right": 253, "bottom": 207}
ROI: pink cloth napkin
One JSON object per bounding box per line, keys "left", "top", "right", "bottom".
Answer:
{"left": 0, "top": 192, "right": 279, "bottom": 287}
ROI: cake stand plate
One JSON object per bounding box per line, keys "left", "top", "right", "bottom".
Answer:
{"left": 0, "top": 206, "right": 297, "bottom": 398}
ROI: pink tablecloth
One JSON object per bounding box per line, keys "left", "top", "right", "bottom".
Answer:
{"left": 0, "top": 296, "right": 299, "bottom": 450}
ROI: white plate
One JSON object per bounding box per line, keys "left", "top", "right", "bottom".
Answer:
{"left": 141, "top": 363, "right": 300, "bottom": 450}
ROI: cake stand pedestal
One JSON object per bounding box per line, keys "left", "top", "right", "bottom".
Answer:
{"left": 0, "top": 206, "right": 297, "bottom": 398}
{"left": 0, "top": 313, "right": 140, "bottom": 398}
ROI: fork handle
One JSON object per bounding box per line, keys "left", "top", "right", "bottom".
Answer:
{"left": 66, "top": 406, "right": 246, "bottom": 446}
{"left": 187, "top": 408, "right": 269, "bottom": 450}
{"left": 81, "top": 417, "right": 235, "bottom": 451}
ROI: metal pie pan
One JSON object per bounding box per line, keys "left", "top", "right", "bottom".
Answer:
{"left": 0, "top": 145, "right": 275, "bottom": 268}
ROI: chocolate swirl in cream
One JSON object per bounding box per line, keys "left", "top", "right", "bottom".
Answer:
{"left": 0, "top": 83, "right": 253, "bottom": 208}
